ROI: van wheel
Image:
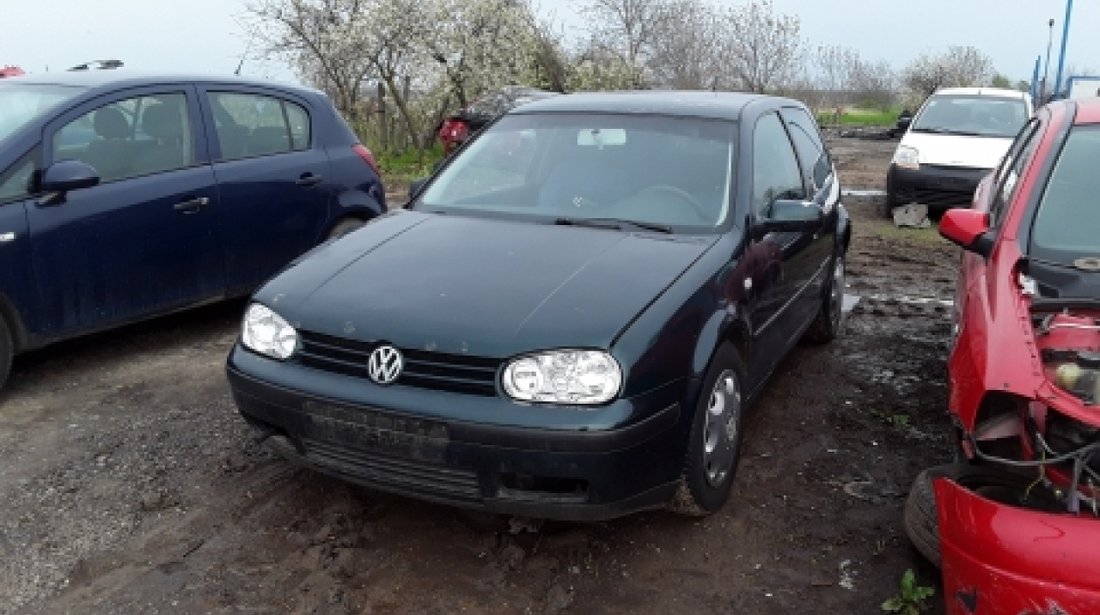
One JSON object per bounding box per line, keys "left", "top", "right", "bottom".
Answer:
{"left": 326, "top": 218, "right": 364, "bottom": 241}
{"left": 0, "top": 317, "right": 12, "bottom": 391}
{"left": 669, "top": 345, "right": 746, "bottom": 516}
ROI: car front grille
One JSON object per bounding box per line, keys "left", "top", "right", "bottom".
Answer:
{"left": 296, "top": 331, "right": 501, "bottom": 396}
{"left": 300, "top": 438, "right": 483, "bottom": 501}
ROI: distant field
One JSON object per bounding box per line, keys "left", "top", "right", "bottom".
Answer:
{"left": 817, "top": 106, "right": 902, "bottom": 127}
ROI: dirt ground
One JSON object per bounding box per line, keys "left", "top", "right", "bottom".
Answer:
{"left": 0, "top": 134, "right": 960, "bottom": 615}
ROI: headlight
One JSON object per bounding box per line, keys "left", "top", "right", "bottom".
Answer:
{"left": 892, "top": 145, "right": 920, "bottom": 170}
{"left": 502, "top": 350, "right": 622, "bottom": 405}
{"left": 241, "top": 303, "right": 298, "bottom": 360}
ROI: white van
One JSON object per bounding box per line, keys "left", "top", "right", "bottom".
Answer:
{"left": 885, "top": 87, "right": 1032, "bottom": 217}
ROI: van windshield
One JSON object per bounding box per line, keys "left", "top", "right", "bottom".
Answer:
{"left": 912, "top": 94, "right": 1028, "bottom": 138}
{"left": 0, "top": 84, "right": 86, "bottom": 143}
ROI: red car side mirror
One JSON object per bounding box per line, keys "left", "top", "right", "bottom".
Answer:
{"left": 939, "top": 209, "right": 994, "bottom": 257}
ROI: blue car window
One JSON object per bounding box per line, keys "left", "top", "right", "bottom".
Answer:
{"left": 0, "top": 156, "right": 36, "bottom": 202}
{"left": 51, "top": 92, "right": 193, "bottom": 183}
{"left": 209, "top": 92, "right": 308, "bottom": 160}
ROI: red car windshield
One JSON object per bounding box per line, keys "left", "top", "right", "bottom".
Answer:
{"left": 1030, "top": 125, "right": 1100, "bottom": 267}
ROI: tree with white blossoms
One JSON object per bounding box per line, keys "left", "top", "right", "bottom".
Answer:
{"left": 902, "top": 46, "right": 993, "bottom": 100}
{"left": 721, "top": 0, "right": 804, "bottom": 94}
{"left": 647, "top": 0, "right": 724, "bottom": 90}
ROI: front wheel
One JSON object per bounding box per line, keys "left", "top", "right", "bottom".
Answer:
{"left": 804, "top": 254, "right": 845, "bottom": 343}
{"left": 669, "top": 345, "right": 746, "bottom": 516}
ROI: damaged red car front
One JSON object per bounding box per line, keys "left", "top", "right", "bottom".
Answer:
{"left": 906, "top": 98, "right": 1100, "bottom": 615}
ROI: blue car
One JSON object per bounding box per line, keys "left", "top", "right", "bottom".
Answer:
{"left": 0, "top": 71, "right": 387, "bottom": 388}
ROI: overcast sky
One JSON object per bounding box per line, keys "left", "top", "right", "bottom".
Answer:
{"left": 3, "top": 0, "right": 1097, "bottom": 87}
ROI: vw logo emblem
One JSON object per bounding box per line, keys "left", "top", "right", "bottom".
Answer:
{"left": 367, "top": 345, "right": 403, "bottom": 384}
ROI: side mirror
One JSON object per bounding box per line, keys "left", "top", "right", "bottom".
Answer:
{"left": 408, "top": 177, "right": 429, "bottom": 201}
{"left": 896, "top": 116, "right": 912, "bottom": 131}
{"left": 939, "top": 209, "right": 994, "bottom": 257}
{"left": 40, "top": 160, "right": 100, "bottom": 203}
{"left": 753, "top": 199, "right": 823, "bottom": 237}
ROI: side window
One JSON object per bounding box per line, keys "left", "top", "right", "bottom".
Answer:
{"left": 50, "top": 92, "right": 193, "bottom": 184}
{"left": 0, "top": 155, "right": 37, "bottom": 203}
{"left": 991, "top": 120, "right": 1040, "bottom": 226}
{"left": 752, "top": 112, "right": 805, "bottom": 216}
{"left": 209, "top": 92, "right": 309, "bottom": 160}
{"left": 285, "top": 102, "right": 311, "bottom": 150}
{"left": 783, "top": 107, "right": 832, "bottom": 191}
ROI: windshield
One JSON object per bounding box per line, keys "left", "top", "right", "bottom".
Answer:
{"left": 0, "top": 83, "right": 86, "bottom": 143}
{"left": 418, "top": 113, "right": 736, "bottom": 232}
{"left": 912, "top": 94, "right": 1028, "bottom": 138}
{"left": 1030, "top": 125, "right": 1100, "bottom": 267}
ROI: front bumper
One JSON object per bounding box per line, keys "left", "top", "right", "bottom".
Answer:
{"left": 227, "top": 346, "right": 689, "bottom": 521}
{"left": 886, "top": 163, "right": 989, "bottom": 211}
{"left": 936, "top": 477, "right": 1100, "bottom": 615}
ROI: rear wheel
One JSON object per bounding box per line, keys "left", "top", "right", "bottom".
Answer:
{"left": 805, "top": 254, "right": 845, "bottom": 343}
{"left": 670, "top": 345, "right": 746, "bottom": 516}
{"left": 0, "top": 317, "right": 12, "bottom": 392}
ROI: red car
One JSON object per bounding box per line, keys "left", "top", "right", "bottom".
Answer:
{"left": 906, "top": 98, "right": 1100, "bottom": 614}
{"left": 437, "top": 87, "right": 558, "bottom": 154}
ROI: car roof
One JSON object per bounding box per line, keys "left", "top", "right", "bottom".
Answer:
{"left": 511, "top": 90, "right": 786, "bottom": 121}
{"left": 3, "top": 69, "right": 320, "bottom": 96}
{"left": 1073, "top": 97, "right": 1100, "bottom": 125}
{"left": 933, "top": 87, "right": 1029, "bottom": 100}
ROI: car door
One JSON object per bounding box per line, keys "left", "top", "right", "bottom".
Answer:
{"left": 747, "top": 111, "right": 817, "bottom": 381}
{"left": 781, "top": 106, "right": 838, "bottom": 319}
{"left": 199, "top": 87, "right": 333, "bottom": 294}
{"left": 28, "top": 86, "right": 223, "bottom": 337}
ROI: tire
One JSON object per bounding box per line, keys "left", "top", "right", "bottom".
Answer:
{"left": 804, "top": 254, "right": 845, "bottom": 343}
{"left": 0, "top": 317, "right": 12, "bottom": 392}
{"left": 326, "top": 217, "right": 365, "bottom": 241}
{"left": 904, "top": 464, "right": 1056, "bottom": 568}
{"left": 669, "top": 344, "right": 747, "bottom": 516}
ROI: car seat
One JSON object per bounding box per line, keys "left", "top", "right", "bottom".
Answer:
{"left": 137, "top": 103, "right": 187, "bottom": 175}
{"left": 81, "top": 107, "right": 133, "bottom": 181}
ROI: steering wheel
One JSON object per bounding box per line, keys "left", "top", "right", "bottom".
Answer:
{"left": 635, "top": 185, "right": 708, "bottom": 221}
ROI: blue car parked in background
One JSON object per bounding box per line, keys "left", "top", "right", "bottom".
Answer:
{"left": 0, "top": 71, "right": 387, "bottom": 389}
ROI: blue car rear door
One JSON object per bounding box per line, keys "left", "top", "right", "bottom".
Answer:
{"left": 198, "top": 86, "right": 334, "bottom": 294}
{"left": 29, "top": 85, "right": 224, "bottom": 337}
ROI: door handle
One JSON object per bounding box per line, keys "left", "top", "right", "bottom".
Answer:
{"left": 173, "top": 196, "right": 210, "bottom": 213}
{"left": 296, "top": 173, "right": 323, "bottom": 187}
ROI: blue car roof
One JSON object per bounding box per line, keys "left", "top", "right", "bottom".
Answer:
{"left": 4, "top": 69, "right": 320, "bottom": 96}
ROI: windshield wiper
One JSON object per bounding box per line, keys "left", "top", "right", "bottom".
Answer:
{"left": 553, "top": 217, "right": 673, "bottom": 234}
{"left": 912, "top": 127, "right": 984, "bottom": 136}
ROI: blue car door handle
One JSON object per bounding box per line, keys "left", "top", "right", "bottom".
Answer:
{"left": 173, "top": 196, "right": 210, "bottom": 213}
{"left": 296, "top": 173, "right": 323, "bottom": 187}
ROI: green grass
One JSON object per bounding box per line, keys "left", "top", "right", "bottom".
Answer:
{"left": 817, "top": 106, "right": 903, "bottom": 127}
{"left": 862, "top": 217, "right": 950, "bottom": 246}
{"left": 376, "top": 145, "right": 446, "bottom": 185}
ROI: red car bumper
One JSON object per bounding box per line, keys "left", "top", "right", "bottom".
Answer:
{"left": 936, "top": 477, "right": 1100, "bottom": 615}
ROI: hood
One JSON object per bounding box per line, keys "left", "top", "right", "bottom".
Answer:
{"left": 900, "top": 131, "right": 1013, "bottom": 169}
{"left": 259, "top": 211, "right": 716, "bottom": 358}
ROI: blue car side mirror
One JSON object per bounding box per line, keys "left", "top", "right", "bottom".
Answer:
{"left": 40, "top": 160, "right": 100, "bottom": 204}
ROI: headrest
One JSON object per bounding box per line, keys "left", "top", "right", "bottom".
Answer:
{"left": 93, "top": 107, "right": 129, "bottom": 139}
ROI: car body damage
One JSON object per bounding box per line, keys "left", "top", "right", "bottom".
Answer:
{"left": 907, "top": 98, "right": 1100, "bottom": 615}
